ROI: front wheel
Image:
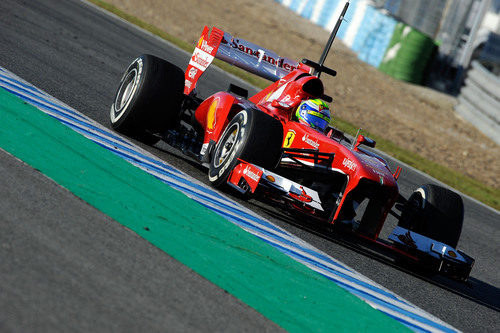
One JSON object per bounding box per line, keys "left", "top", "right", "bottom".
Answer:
{"left": 110, "top": 54, "right": 185, "bottom": 144}
{"left": 208, "top": 108, "right": 283, "bottom": 188}
{"left": 399, "top": 184, "right": 464, "bottom": 248}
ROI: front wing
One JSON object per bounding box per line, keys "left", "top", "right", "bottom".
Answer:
{"left": 227, "top": 160, "right": 475, "bottom": 282}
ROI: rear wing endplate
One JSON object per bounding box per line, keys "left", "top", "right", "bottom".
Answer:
{"left": 184, "top": 26, "right": 301, "bottom": 95}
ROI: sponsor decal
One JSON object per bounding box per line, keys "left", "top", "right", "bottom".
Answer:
{"left": 342, "top": 157, "right": 357, "bottom": 171}
{"left": 188, "top": 67, "right": 198, "bottom": 79}
{"left": 302, "top": 134, "right": 319, "bottom": 149}
{"left": 197, "top": 35, "right": 215, "bottom": 54}
{"left": 447, "top": 250, "right": 457, "bottom": 258}
{"left": 189, "top": 48, "right": 214, "bottom": 71}
{"left": 221, "top": 37, "right": 297, "bottom": 72}
{"left": 397, "top": 231, "right": 417, "bottom": 249}
{"left": 243, "top": 165, "right": 260, "bottom": 182}
{"left": 185, "top": 79, "right": 192, "bottom": 89}
{"left": 379, "top": 176, "right": 384, "bottom": 185}
{"left": 283, "top": 130, "right": 296, "bottom": 148}
{"left": 207, "top": 98, "right": 219, "bottom": 131}
{"left": 200, "top": 40, "right": 214, "bottom": 54}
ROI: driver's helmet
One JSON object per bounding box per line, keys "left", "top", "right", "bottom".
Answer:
{"left": 295, "top": 99, "right": 331, "bottom": 132}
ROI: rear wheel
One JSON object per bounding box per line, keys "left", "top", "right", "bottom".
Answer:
{"left": 208, "top": 108, "right": 283, "bottom": 188}
{"left": 110, "top": 54, "right": 185, "bottom": 144}
{"left": 399, "top": 184, "right": 463, "bottom": 248}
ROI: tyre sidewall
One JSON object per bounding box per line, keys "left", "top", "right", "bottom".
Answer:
{"left": 109, "top": 54, "right": 184, "bottom": 140}
{"left": 110, "top": 56, "right": 145, "bottom": 130}
{"left": 208, "top": 110, "right": 250, "bottom": 187}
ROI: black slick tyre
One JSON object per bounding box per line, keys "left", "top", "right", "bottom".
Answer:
{"left": 208, "top": 108, "right": 283, "bottom": 188}
{"left": 110, "top": 54, "right": 184, "bottom": 144}
{"left": 399, "top": 184, "right": 464, "bottom": 248}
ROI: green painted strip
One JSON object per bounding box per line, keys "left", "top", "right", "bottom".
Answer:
{"left": 0, "top": 87, "right": 409, "bottom": 332}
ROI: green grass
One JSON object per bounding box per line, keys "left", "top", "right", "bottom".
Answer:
{"left": 356, "top": 128, "right": 500, "bottom": 210}
{"left": 89, "top": 0, "right": 499, "bottom": 211}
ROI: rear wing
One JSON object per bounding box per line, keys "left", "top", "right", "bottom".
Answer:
{"left": 184, "top": 26, "right": 302, "bottom": 95}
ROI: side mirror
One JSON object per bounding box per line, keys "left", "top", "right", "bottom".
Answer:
{"left": 355, "top": 134, "right": 376, "bottom": 149}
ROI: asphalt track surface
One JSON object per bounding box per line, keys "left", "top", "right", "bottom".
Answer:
{"left": 0, "top": 0, "right": 498, "bottom": 331}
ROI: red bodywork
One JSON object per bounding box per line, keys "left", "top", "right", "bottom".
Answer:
{"left": 188, "top": 27, "right": 400, "bottom": 241}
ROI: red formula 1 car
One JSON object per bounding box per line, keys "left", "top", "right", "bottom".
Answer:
{"left": 109, "top": 8, "right": 474, "bottom": 281}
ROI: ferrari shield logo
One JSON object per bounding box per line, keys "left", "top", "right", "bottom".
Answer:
{"left": 283, "top": 130, "right": 296, "bottom": 148}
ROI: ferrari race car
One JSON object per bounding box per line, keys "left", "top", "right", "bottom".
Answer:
{"left": 109, "top": 8, "right": 474, "bottom": 281}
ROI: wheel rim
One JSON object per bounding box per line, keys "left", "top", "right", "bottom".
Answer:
{"left": 111, "top": 67, "right": 139, "bottom": 123}
{"left": 213, "top": 123, "right": 240, "bottom": 168}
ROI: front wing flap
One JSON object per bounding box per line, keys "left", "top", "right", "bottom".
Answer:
{"left": 389, "top": 226, "right": 475, "bottom": 281}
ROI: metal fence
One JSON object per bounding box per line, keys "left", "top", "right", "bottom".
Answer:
{"left": 455, "top": 60, "right": 500, "bottom": 145}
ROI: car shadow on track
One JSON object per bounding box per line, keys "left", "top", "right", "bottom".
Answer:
{"left": 248, "top": 200, "right": 500, "bottom": 313}
{"left": 148, "top": 141, "right": 500, "bottom": 313}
